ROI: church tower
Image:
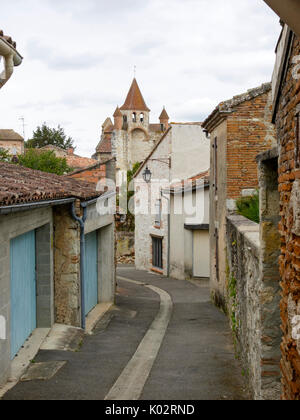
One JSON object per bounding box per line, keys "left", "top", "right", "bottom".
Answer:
{"left": 119, "top": 78, "right": 152, "bottom": 168}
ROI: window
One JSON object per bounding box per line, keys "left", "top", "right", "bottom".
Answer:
{"left": 132, "top": 112, "right": 137, "bottom": 123}
{"left": 152, "top": 237, "right": 163, "bottom": 269}
{"left": 161, "top": 123, "right": 165, "bottom": 132}
{"left": 155, "top": 199, "right": 162, "bottom": 227}
{"left": 140, "top": 113, "right": 144, "bottom": 123}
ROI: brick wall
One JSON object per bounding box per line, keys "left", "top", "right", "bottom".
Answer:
{"left": 275, "top": 35, "right": 300, "bottom": 400}
{"left": 69, "top": 165, "right": 106, "bottom": 185}
{"left": 227, "top": 91, "right": 275, "bottom": 200}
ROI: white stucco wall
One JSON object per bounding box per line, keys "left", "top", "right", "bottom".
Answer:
{"left": 134, "top": 123, "right": 210, "bottom": 276}
{"left": 170, "top": 124, "right": 210, "bottom": 182}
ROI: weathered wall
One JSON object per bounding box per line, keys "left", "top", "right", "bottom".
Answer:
{"left": 116, "top": 231, "right": 135, "bottom": 259}
{"left": 170, "top": 187, "right": 210, "bottom": 280}
{"left": 274, "top": 34, "right": 300, "bottom": 400}
{"left": 227, "top": 214, "right": 281, "bottom": 400}
{"left": 210, "top": 90, "right": 276, "bottom": 312}
{"left": 0, "top": 207, "right": 53, "bottom": 386}
{"left": 53, "top": 204, "right": 81, "bottom": 328}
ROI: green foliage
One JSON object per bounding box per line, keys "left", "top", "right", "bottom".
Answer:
{"left": 25, "top": 123, "right": 75, "bottom": 150}
{"left": 18, "top": 149, "right": 72, "bottom": 175}
{"left": 228, "top": 274, "right": 238, "bottom": 334}
{"left": 0, "top": 148, "right": 11, "bottom": 163}
{"left": 117, "top": 162, "right": 141, "bottom": 232}
{"left": 236, "top": 192, "right": 260, "bottom": 224}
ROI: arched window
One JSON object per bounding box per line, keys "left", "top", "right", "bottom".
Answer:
{"left": 132, "top": 112, "right": 137, "bottom": 123}
{"left": 140, "top": 113, "right": 144, "bottom": 123}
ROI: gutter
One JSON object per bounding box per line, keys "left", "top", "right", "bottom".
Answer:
{"left": 0, "top": 197, "right": 76, "bottom": 215}
{"left": 161, "top": 190, "right": 171, "bottom": 278}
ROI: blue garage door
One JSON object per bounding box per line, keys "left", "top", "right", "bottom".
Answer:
{"left": 84, "top": 231, "right": 98, "bottom": 316}
{"left": 10, "top": 230, "right": 36, "bottom": 360}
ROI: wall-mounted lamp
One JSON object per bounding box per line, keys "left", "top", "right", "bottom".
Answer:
{"left": 143, "top": 166, "right": 152, "bottom": 184}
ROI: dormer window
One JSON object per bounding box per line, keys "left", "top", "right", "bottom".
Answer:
{"left": 132, "top": 112, "right": 137, "bottom": 123}
{"left": 140, "top": 113, "right": 144, "bottom": 123}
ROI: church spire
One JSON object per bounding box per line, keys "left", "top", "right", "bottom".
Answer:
{"left": 120, "top": 78, "right": 150, "bottom": 112}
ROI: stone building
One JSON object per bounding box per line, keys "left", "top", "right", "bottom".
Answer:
{"left": 134, "top": 123, "right": 209, "bottom": 277}
{"left": 0, "top": 162, "right": 115, "bottom": 387}
{"left": 267, "top": 21, "right": 300, "bottom": 400}
{"left": 0, "top": 130, "right": 24, "bottom": 155}
{"left": 202, "top": 84, "right": 277, "bottom": 312}
{"left": 94, "top": 78, "right": 170, "bottom": 185}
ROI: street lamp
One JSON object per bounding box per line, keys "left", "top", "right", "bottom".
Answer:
{"left": 143, "top": 166, "right": 152, "bottom": 184}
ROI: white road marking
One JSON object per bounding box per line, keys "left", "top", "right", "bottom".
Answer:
{"left": 105, "top": 276, "right": 173, "bottom": 401}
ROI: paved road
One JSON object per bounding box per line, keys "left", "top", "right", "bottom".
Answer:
{"left": 3, "top": 267, "right": 249, "bottom": 400}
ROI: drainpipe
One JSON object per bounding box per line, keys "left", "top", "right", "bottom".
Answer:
{"left": 161, "top": 190, "right": 170, "bottom": 278}
{"left": 71, "top": 201, "right": 87, "bottom": 330}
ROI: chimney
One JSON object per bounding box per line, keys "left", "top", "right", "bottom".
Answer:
{"left": 113, "top": 106, "right": 123, "bottom": 131}
{"left": 67, "top": 147, "right": 74, "bottom": 156}
{"left": 159, "top": 107, "right": 170, "bottom": 131}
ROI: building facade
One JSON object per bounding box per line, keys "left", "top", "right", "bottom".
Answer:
{"left": 134, "top": 123, "right": 210, "bottom": 277}
{"left": 0, "top": 162, "right": 115, "bottom": 387}
{"left": 202, "top": 84, "right": 277, "bottom": 311}
{"left": 0, "top": 130, "right": 24, "bottom": 155}
{"left": 270, "top": 23, "right": 300, "bottom": 400}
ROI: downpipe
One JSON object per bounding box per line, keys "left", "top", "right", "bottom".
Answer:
{"left": 71, "top": 202, "right": 87, "bottom": 330}
{"left": 161, "top": 191, "right": 170, "bottom": 278}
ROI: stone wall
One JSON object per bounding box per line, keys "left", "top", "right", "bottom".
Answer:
{"left": 274, "top": 33, "right": 300, "bottom": 400}
{"left": 53, "top": 204, "right": 81, "bottom": 328}
{"left": 116, "top": 231, "right": 135, "bottom": 260}
{"left": 227, "top": 214, "right": 281, "bottom": 400}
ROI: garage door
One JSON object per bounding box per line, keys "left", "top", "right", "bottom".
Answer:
{"left": 193, "top": 230, "right": 210, "bottom": 278}
{"left": 84, "top": 231, "right": 98, "bottom": 316}
{"left": 10, "top": 230, "right": 36, "bottom": 360}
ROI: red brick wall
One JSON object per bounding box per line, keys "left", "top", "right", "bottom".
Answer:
{"left": 69, "top": 165, "right": 106, "bottom": 185}
{"left": 227, "top": 93, "right": 275, "bottom": 199}
{"left": 276, "top": 35, "right": 300, "bottom": 400}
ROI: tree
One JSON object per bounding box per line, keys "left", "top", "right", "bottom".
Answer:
{"left": 18, "top": 149, "right": 73, "bottom": 175}
{"left": 25, "top": 123, "right": 75, "bottom": 150}
{"left": 0, "top": 148, "right": 11, "bottom": 163}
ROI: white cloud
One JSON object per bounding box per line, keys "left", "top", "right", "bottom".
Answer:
{"left": 0, "top": 0, "right": 280, "bottom": 156}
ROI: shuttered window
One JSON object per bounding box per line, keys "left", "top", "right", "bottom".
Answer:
{"left": 152, "top": 237, "right": 163, "bottom": 269}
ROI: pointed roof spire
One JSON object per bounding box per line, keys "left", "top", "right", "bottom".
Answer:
{"left": 113, "top": 106, "right": 122, "bottom": 118}
{"left": 159, "top": 107, "right": 169, "bottom": 120}
{"left": 120, "top": 78, "right": 150, "bottom": 112}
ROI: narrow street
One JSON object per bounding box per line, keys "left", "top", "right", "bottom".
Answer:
{"left": 3, "top": 267, "right": 248, "bottom": 401}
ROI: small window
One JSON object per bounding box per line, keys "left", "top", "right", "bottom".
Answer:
{"left": 140, "top": 113, "right": 144, "bottom": 123}
{"left": 152, "top": 237, "right": 163, "bottom": 269}
{"left": 155, "top": 199, "right": 162, "bottom": 227}
{"left": 132, "top": 112, "right": 137, "bottom": 123}
{"left": 161, "top": 124, "right": 165, "bottom": 132}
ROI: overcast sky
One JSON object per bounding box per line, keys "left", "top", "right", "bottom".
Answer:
{"left": 1, "top": 0, "right": 280, "bottom": 157}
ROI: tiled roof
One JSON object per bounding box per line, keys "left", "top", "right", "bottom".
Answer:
{"left": 169, "top": 170, "right": 210, "bottom": 192}
{"left": 0, "top": 129, "right": 24, "bottom": 141}
{"left": 66, "top": 154, "right": 98, "bottom": 170}
{"left": 149, "top": 124, "right": 163, "bottom": 132}
{"left": 0, "top": 162, "right": 101, "bottom": 207}
{"left": 113, "top": 106, "right": 122, "bottom": 118}
{"left": 159, "top": 108, "right": 169, "bottom": 120}
{"left": 202, "top": 83, "right": 272, "bottom": 131}
{"left": 120, "top": 78, "right": 150, "bottom": 112}
{"left": 97, "top": 136, "right": 112, "bottom": 154}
